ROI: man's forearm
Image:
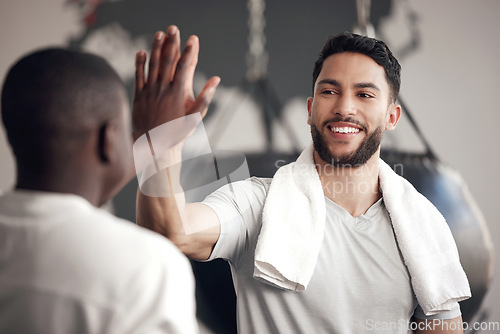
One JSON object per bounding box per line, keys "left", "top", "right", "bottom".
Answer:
{"left": 135, "top": 145, "right": 220, "bottom": 260}
{"left": 135, "top": 143, "right": 189, "bottom": 239}
{"left": 136, "top": 188, "right": 220, "bottom": 260}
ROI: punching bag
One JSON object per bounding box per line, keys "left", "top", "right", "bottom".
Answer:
{"left": 380, "top": 99, "right": 494, "bottom": 323}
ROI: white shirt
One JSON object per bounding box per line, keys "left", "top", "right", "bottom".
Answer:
{"left": 0, "top": 190, "right": 198, "bottom": 334}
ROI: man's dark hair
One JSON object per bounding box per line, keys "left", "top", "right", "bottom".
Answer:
{"left": 1, "top": 48, "right": 125, "bottom": 171}
{"left": 312, "top": 32, "right": 401, "bottom": 103}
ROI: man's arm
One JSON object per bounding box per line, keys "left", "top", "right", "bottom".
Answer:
{"left": 413, "top": 315, "right": 463, "bottom": 334}
{"left": 133, "top": 26, "right": 221, "bottom": 260}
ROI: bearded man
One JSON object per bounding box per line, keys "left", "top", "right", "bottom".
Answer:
{"left": 133, "top": 26, "right": 470, "bottom": 334}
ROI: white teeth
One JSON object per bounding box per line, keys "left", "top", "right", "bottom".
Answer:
{"left": 330, "top": 126, "right": 360, "bottom": 134}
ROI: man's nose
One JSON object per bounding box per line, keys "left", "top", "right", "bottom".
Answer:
{"left": 334, "top": 94, "right": 357, "bottom": 117}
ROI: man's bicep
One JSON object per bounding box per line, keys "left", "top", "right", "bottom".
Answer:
{"left": 181, "top": 202, "right": 221, "bottom": 260}
{"left": 201, "top": 178, "right": 269, "bottom": 265}
{"left": 201, "top": 190, "right": 250, "bottom": 265}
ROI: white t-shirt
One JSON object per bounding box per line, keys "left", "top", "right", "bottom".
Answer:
{"left": 0, "top": 190, "right": 198, "bottom": 334}
{"left": 203, "top": 177, "right": 460, "bottom": 334}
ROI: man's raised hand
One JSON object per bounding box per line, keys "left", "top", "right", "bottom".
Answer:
{"left": 132, "top": 25, "right": 220, "bottom": 142}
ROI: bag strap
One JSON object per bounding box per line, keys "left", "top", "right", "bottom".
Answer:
{"left": 398, "top": 96, "right": 439, "bottom": 161}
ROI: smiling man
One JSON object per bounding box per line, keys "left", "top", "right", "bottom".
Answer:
{"left": 307, "top": 47, "right": 401, "bottom": 218}
{"left": 134, "top": 29, "right": 471, "bottom": 333}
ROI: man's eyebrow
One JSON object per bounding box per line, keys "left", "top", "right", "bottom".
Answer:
{"left": 316, "top": 79, "right": 341, "bottom": 87}
{"left": 316, "top": 79, "right": 381, "bottom": 92}
{"left": 354, "top": 82, "right": 381, "bottom": 91}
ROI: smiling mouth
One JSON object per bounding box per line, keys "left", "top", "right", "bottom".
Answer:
{"left": 328, "top": 126, "right": 360, "bottom": 134}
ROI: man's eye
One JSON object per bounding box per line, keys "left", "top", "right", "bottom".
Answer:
{"left": 321, "top": 90, "right": 336, "bottom": 95}
{"left": 358, "top": 93, "right": 373, "bottom": 98}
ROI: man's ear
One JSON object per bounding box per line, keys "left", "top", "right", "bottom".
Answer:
{"left": 385, "top": 103, "right": 402, "bottom": 131}
{"left": 307, "top": 97, "right": 313, "bottom": 125}
{"left": 97, "top": 120, "right": 118, "bottom": 164}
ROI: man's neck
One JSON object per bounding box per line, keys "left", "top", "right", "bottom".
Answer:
{"left": 314, "top": 151, "right": 381, "bottom": 217}
{"left": 15, "top": 167, "right": 102, "bottom": 207}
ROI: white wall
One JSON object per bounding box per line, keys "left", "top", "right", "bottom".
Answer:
{"left": 1, "top": 0, "right": 499, "bottom": 328}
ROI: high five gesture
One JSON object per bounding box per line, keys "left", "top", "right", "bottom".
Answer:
{"left": 132, "top": 25, "right": 220, "bottom": 142}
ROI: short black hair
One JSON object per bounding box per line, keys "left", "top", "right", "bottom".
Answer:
{"left": 1, "top": 48, "right": 125, "bottom": 167}
{"left": 312, "top": 32, "right": 401, "bottom": 102}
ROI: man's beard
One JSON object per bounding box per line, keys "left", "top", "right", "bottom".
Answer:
{"left": 311, "top": 120, "right": 383, "bottom": 167}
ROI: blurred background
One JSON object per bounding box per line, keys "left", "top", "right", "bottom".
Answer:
{"left": 1, "top": 0, "right": 499, "bottom": 332}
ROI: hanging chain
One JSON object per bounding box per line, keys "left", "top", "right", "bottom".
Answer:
{"left": 353, "top": 0, "right": 375, "bottom": 37}
{"left": 246, "top": 0, "right": 268, "bottom": 81}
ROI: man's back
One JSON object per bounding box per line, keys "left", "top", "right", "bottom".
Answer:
{"left": 0, "top": 190, "right": 197, "bottom": 333}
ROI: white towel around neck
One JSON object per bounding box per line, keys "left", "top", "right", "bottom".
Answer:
{"left": 253, "top": 144, "right": 471, "bottom": 316}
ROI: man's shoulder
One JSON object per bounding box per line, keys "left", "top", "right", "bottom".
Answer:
{"left": 250, "top": 176, "right": 273, "bottom": 189}
{"left": 207, "top": 176, "right": 272, "bottom": 200}
{"left": 0, "top": 192, "right": 191, "bottom": 313}
{"left": 0, "top": 190, "right": 186, "bottom": 273}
